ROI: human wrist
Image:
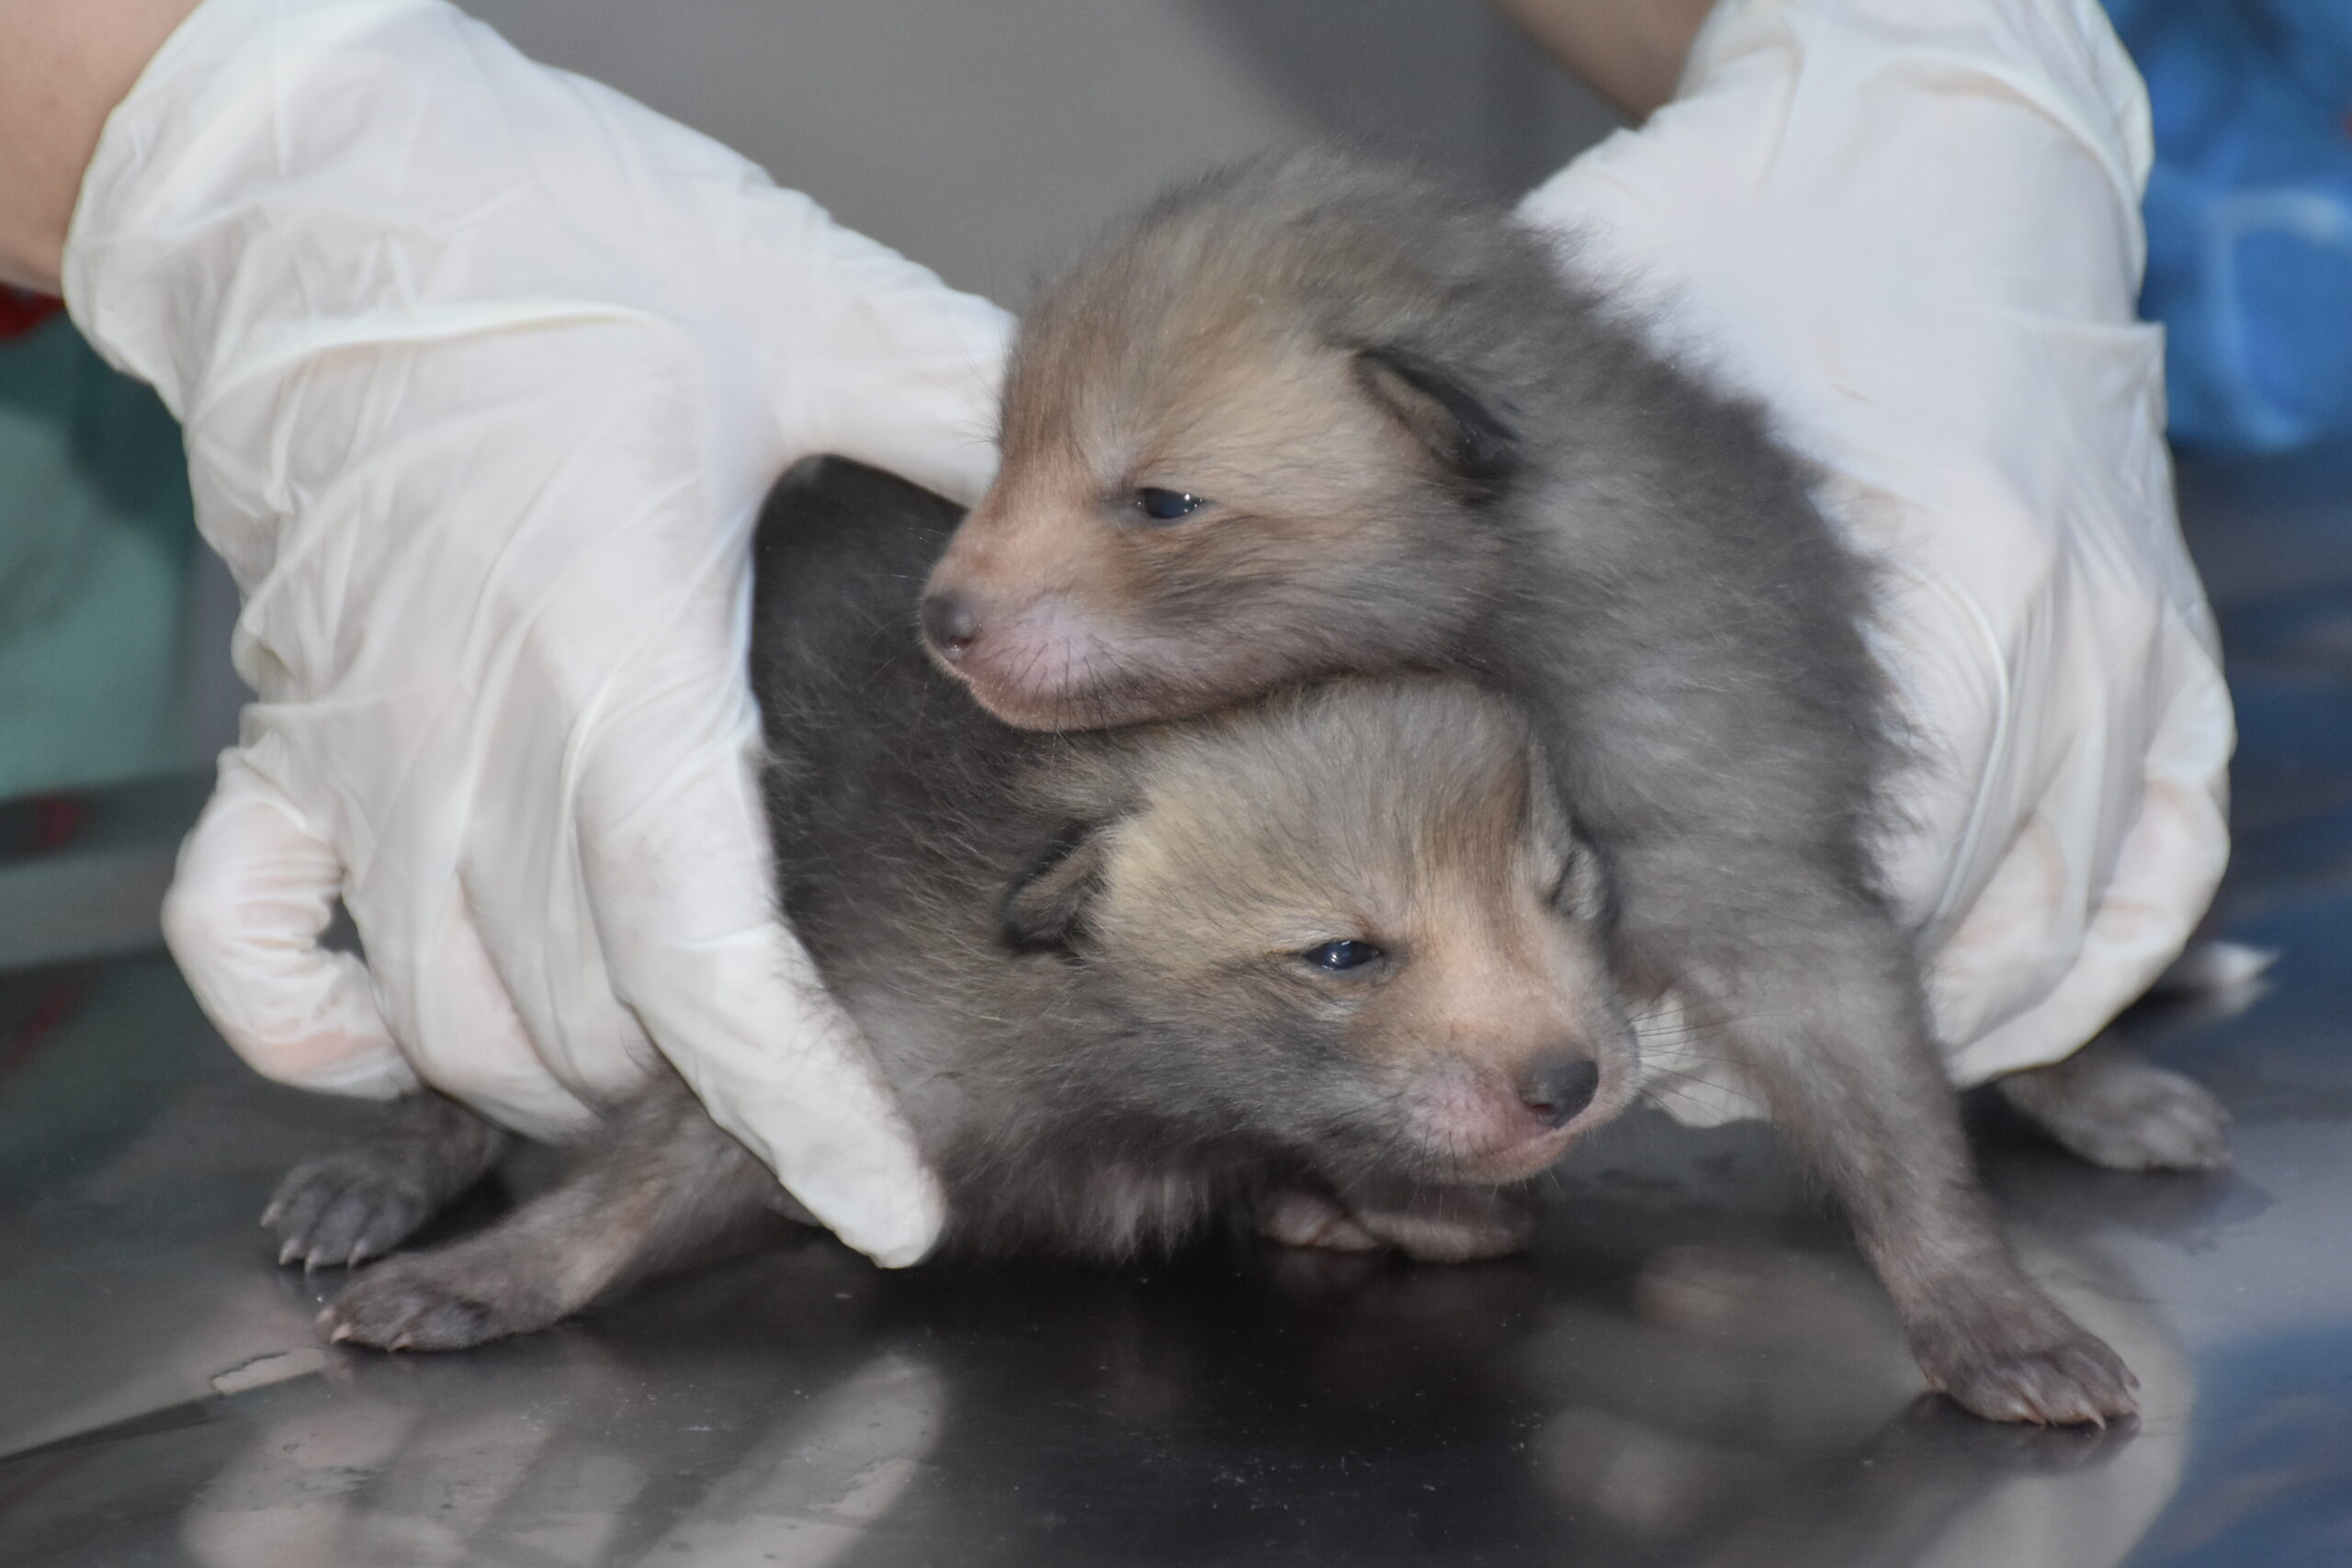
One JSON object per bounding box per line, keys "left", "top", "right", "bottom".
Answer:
{"left": 0, "top": 0, "right": 202, "bottom": 291}
{"left": 1487, "top": 0, "right": 1715, "bottom": 119}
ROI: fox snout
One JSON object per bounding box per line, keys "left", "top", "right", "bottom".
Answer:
{"left": 1520, "top": 1054, "right": 1601, "bottom": 1128}
{"left": 919, "top": 591, "right": 980, "bottom": 662}
{"left": 1389, "top": 1032, "right": 1626, "bottom": 1185}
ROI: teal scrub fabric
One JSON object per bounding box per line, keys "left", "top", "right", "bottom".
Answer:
{"left": 0, "top": 313, "right": 196, "bottom": 798}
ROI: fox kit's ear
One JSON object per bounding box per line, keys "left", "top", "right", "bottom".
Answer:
{"left": 1527, "top": 768, "right": 1611, "bottom": 927}
{"left": 1353, "top": 345, "right": 1520, "bottom": 499}
{"left": 1555, "top": 840, "right": 1611, "bottom": 928}
{"left": 1001, "top": 823, "right": 1114, "bottom": 953}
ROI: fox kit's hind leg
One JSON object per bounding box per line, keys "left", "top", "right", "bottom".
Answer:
{"left": 322, "top": 1082, "right": 777, "bottom": 1350}
{"left": 1259, "top": 1182, "right": 1537, "bottom": 1263}
{"left": 266, "top": 1092, "right": 511, "bottom": 1269}
{"left": 1996, "top": 1039, "right": 2231, "bottom": 1173}
{"left": 1690, "top": 901, "right": 2137, "bottom": 1426}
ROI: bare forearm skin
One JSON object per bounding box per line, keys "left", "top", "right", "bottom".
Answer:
{"left": 1487, "top": 0, "right": 1717, "bottom": 120}
{"left": 0, "top": 0, "right": 201, "bottom": 292}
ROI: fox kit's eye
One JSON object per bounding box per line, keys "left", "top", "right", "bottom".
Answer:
{"left": 1134, "top": 488, "right": 1205, "bottom": 523}
{"left": 1301, "top": 940, "right": 1383, "bottom": 972}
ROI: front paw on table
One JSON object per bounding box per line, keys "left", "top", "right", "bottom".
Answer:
{"left": 319, "top": 1257, "right": 522, "bottom": 1351}
{"left": 264, "top": 1154, "right": 439, "bottom": 1269}
{"left": 1927, "top": 1331, "right": 2139, "bottom": 1426}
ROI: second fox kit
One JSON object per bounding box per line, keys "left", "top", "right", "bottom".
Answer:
{"left": 916, "top": 153, "right": 2211, "bottom": 1424}
{"left": 271, "top": 459, "right": 1635, "bottom": 1350}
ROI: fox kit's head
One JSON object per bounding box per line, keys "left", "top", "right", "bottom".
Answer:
{"left": 1012, "top": 678, "right": 1634, "bottom": 1187}
{"left": 924, "top": 154, "right": 1551, "bottom": 729}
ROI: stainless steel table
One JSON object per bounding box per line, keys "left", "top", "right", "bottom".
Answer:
{"left": 4, "top": 450, "right": 2348, "bottom": 1566}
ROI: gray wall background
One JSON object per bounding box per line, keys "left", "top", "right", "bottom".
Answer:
{"left": 186, "top": 0, "right": 1622, "bottom": 759}
{"left": 462, "top": 0, "right": 1623, "bottom": 300}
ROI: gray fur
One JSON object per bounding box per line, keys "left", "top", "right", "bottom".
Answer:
{"left": 922, "top": 153, "right": 2146, "bottom": 1423}
{"left": 294, "top": 457, "right": 1633, "bottom": 1350}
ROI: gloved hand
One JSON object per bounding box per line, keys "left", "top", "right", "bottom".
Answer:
{"left": 1519, "top": 0, "right": 2236, "bottom": 1122}
{"left": 64, "top": 0, "right": 1012, "bottom": 1264}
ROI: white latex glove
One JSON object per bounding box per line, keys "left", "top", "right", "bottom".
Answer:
{"left": 65, "top": 0, "right": 1012, "bottom": 1264}
{"left": 1521, "top": 0, "right": 2235, "bottom": 1122}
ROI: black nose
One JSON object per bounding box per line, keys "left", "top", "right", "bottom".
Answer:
{"left": 921, "top": 593, "right": 979, "bottom": 660}
{"left": 1520, "top": 1056, "right": 1600, "bottom": 1129}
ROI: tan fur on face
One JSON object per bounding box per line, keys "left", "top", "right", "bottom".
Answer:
{"left": 926, "top": 260, "right": 1485, "bottom": 728}
{"left": 1067, "top": 677, "right": 1636, "bottom": 1182}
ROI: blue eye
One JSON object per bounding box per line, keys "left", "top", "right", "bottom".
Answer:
{"left": 1302, "top": 940, "right": 1382, "bottom": 972}
{"left": 1135, "top": 488, "right": 1205, "bottom": 522}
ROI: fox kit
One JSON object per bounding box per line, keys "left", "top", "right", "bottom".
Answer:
{"left": 269, "top": 459, "right": 1635, "bottom": 1350}
{"left": 918, "top": 153, "right": 2154, "bottom": 1424}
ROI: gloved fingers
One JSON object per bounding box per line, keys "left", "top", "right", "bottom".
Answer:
{"left": 741, "top": 192, "right": 1010, "bottom": 507}
{"left": 572, "top": 718, "right": 945, "bottom": 1268}
{"left": 168, "top": 751, "right": 610, "bottom": 1139}
{"left": 162, "top": 750, "right": 414, "bottom": 1100}
{"left": 450, "top": 849, "right": 664, "bottom": 1122}
{"left": 378, "top": 881, "right": 605, "bottom": 1141}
